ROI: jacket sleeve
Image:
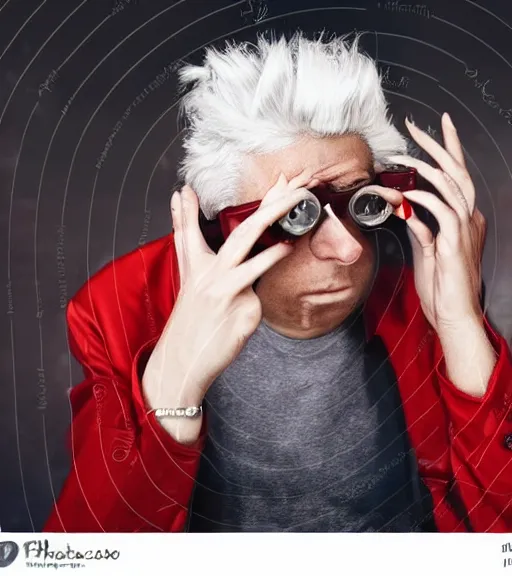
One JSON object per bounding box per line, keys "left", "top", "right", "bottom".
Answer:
{"left": 436, "top": 316, "right": 512, "bottom": 532}
{"left": 44, "top": 297, "right": 206, "bottom": 533}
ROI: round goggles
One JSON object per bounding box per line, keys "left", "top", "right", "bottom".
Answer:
{"left": 199, "top": 164, "right": 416, "bottom": 255}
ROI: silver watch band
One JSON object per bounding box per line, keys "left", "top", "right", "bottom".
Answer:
{"left": 148, "top": 406, "right": 203, "bottom": 419}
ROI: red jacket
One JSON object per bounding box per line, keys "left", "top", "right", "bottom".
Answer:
{"left": 44, "top": 233, "right": 512, "bottom": 533}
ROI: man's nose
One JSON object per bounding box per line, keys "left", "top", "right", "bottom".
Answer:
{"left": 308, "top": 205, "right": 364, "bottom": 264}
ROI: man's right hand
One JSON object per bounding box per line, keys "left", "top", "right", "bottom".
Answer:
{"left": 142, "top": 173, "right": 315, "bottom": 444}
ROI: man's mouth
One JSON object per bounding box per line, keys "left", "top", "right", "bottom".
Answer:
{"left": 309, "top": 286, "right": 350, "bottom": 294}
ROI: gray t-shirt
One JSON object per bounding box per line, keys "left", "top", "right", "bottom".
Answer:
{"left": 188, "top": 309, "right": 432, "bottom": 532}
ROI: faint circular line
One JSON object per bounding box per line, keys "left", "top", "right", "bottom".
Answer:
{"left": 7, "top": 318, "right": 35, "bottom": 531}
{"left": 0, "top": 0, "right": 89, "bottom": 128}
{"left": 6, "top": 102, "right": 40, "bottom": 532}
{"left": 436, "top": 83, "right": 506, "bottom": 311}
{"left": 60, "top": 0, "right": 246, "bottom": 221}
{"left": 13, "top": 0, "right": 204, "bottom": 530}
{"left": 142, "top": 130, "right": 184, "bottom": 212}
{"left": 28, "top": 11, "right": 120, "bottom": 530}
{"left": 0, "top": 0, "right": 48, "bottom": 63}
{"left": 33, "top": 12, "right": 114, "bottom": 239}
{"left": 373, "top": 31, "right": 468, "bottom": 66}
{"left": 30, "top": 17, "right": 117, "bottom": 488}
{"left": 464, "top": 0, "right": 512, "bottom": 33}
{"left": 57, "top": 12, "right": 111, "bottom": 72}
{"left": 0, "top": 0, "right": 11, "bottom": 16}
{"left": 432, "top": 14, "right": 512, "bottom": 72}
{"left": 378, "top": 58, "right": 439, "bottom": 84}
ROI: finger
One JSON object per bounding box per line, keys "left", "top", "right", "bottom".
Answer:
{"left": 218, "top": 187, "right": 313, "bottom": 268}
{"left": 386, "top": 154, "right": 469, "bottom": 220}
{"left": 354, "top": 183, "right": 414, "bottom": 220}
{"left": 288, "top": 169, "right": 318, "bottom": 191}
{"left": 405, "top": 118, "right": 475, "bottom": 212}
{"left": 406, "top": 223, "right": 436, "bottom": 277}
{"left": 402, "top": 190, "right": 460, "bottom": 244}
{"left": 260, "top": 170, "right": 319, "bottom": 208}
{"left": 229, "top": 241, "right": 295, "bottom": 293}
{"left": 170, "top": 190, "right": 190, "bottom": 287}
{"left": 404, "top": 205, "right": 435, "bottom": 252}
{"left": 441, "top": 112, "right": 467, "bottom": 170}
{"left": 358, "top": 184, "right": 404, "bottom": 208}
{"left": 260, "top": 173, "right": 289, "bottom": 207}
{"left": 179, "top": 184, "right": 214, "bottom": 257}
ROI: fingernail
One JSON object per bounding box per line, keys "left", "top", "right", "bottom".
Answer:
{"left": 405, "top": 114, "right": 415, "bottom": 126}
{"left": 395, "top": 199, "right": 413, "bottom": 220}
{"left": 444, "top": 112, "right": 456, "bottom": 130}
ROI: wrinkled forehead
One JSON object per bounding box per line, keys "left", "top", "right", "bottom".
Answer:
{"left": 239, "top": 134, "right": 375, "bottom": 202}
{"left": 308, "top": 134, "right": 374, "bottom": 173}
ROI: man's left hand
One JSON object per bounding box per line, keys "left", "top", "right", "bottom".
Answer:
{"left": 387, "top": 113, "right": 487, "bottom": 334}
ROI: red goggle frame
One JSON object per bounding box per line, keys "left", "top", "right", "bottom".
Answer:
{"left": 199, "top": 165, "right": 417, "bottom": 256}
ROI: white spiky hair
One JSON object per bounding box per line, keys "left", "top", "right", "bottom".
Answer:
{"left": 177, "top": 31, "right": 409, "bottom": 219}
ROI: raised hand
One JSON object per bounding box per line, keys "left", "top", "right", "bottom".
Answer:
{"left": 387, "top": 113, "right": 487, "bottom": 332}
{"left": 142, "top": 172, "right": 315, "bottom": 443}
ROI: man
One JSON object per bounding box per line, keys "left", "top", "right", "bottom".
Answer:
{"left": 44, "top": 33, "right": 512, "bottom": 533}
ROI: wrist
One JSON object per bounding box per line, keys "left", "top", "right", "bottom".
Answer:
{"left": 143, "top": 379, "right": 205, "bottom": 415}
{"left": 142, "top": 349, "right": 205, "bottom": 408}
{"left": 140, "top": 340, "right": 207, "bottom": 446}
{"left": 436, "top": 313, "right": 496, "bottom": 398}
{"left": 143, "top": 371, "right": 205, "bottom": 446}
{"left": 436, "top": 312, "right": 484, "bottom": 342}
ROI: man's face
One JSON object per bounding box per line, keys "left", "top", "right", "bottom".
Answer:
{"left": 238, "top": 134, "right": 377, "bottom": 338}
